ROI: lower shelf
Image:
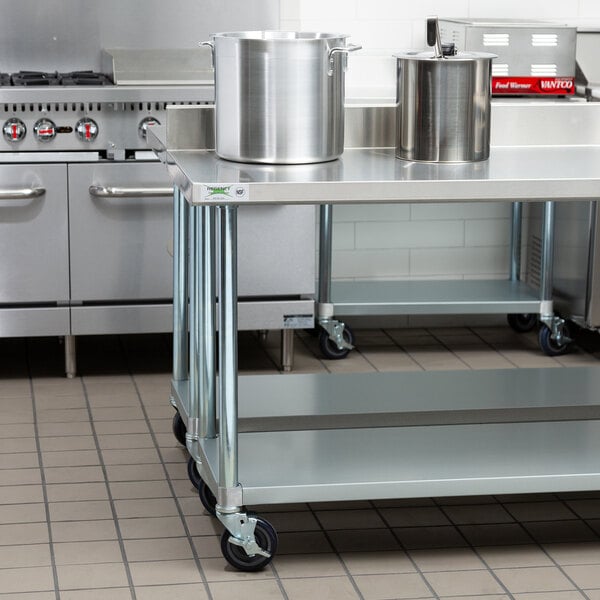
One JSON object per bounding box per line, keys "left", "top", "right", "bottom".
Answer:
{"left": 199, "top": 419, "right": 600, "bottom": 505}
{"left": 329, "top": 279, "right": 541, "bottom": 316}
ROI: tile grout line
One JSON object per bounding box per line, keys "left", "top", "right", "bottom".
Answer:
{"left": 26, "top": 338, "right": 61, "bottom": 600}
{"left": 77, "top": 372, "right": 139, "bottom": 600}
{"left": 499, "top": 498, "right": 598, "bottom": 599}
{"left": 121, "top": 338, "right": 215, "bottom": 600}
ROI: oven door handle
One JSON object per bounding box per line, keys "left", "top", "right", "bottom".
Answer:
{"left": 0, "top": 187, "right": 46, "bottom": 201}
{"left": 89, "top": 185, "right": 174, "bottom": 198}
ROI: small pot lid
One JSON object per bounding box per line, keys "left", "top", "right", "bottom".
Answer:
{"left": 394, "top": 49, "right": 497, "bottom": 61}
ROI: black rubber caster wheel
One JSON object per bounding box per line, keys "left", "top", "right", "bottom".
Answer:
{"left": 172, "top": 411, "right": 187, "bottom": 446}
{"left": 538, "top": 325, "right": 571, "bottom": 356}
{"left": 318, "top": 325, "right": 355, "bottom": 360}
{"left": 507, "top": 313, "right": 538, "bottom": 333}
{"left": 187, "top": 456, "right": 202, "bottom": 490}
{"left": 220, "top": 516, "right": 277, "bottom": 572}
{"left": 199, "top": 480, "right": 217, "bottom": 516}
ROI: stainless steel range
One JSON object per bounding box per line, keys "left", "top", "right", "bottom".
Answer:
{"left": 0, "top": 49, "right": 315, "bottom": 376}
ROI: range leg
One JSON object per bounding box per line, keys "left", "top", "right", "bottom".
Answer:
{"left": 281, "top": 329, "right": 294, "bottom": 372}
{"left": 64, "top": 335, "right": 76, "bottom": 379}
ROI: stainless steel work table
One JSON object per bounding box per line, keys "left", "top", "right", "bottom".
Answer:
{"left": 151, "top": 120, "right": 600, "bottom": 570}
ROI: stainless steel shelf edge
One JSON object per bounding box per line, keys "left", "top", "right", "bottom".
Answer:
{"left": 197, "top": 420, "right": 600, "bottom": 505}
{"left": 0, "top": 307, "right": 70, "bottom": 337}
{"left": 330, "top": 279, "right": 541, "bottom": 315}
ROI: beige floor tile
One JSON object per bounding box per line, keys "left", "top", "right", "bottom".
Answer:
{"left": 478, "top": 545, "right": 554, "bottom": 569}
{"left": 524, "top": 521, "right": 598, "bottom": 543}
{"left": 38, "top": 435, "right": 96, "bottom": 452}
{"left": 42, "top": 449, "right": 101, "bottom": 467}
{"left": 35, "top": 396, "right": 86, "bottom": 410}
{"left": 37, "top": 422, "right": 93, "bottom": 437}
{"left": 128, "top": 559, "right": 203, "bottom": 586}
{"left": 106, "top": 464, "right": 165, "bottom": 482}
{"left": 585, "top": 591, "right": 600, "bottom": 600}
{"left": 114, "top": 498, "right": 178, "bottom": 519}
{"left": 46, "top": 482, "right": 109, "bottom": 502}
{"left": 0, "top": 468, "right": 41, "bottom": 486}
{"left": 44, "top": 465, "right": 105, "bottom": 484}
{"left": 0, "top": 543, "right": 51, "bottom": 568}
{"left": 97, "top": 433, "right": 155, "bottom": 450}
{"left": 355, "top": 573, "right": 434, "bottom": 599}
{"left": 49, "top": 500, "right": 113, "bottom": 523}
{"left": 57, "top": 562, "right": 129, "bottom": 590}
{"left": 170, "top": 479, "right": 198, "bottom": 499}
{"left": 328, "top": 529, "right": 400, "bottom": 552}
{"left": 148, "top": 419, "right": 172, "bottom": 434}
{"left": 443, "top": 348, "right": 516, "bottom": 370}
{"left": 444, "top": 504, "right": 515, "bottom": 525}
{"left": 51, "top": 519, "right": 117, "bottom": 543}
{"left": 124, "top": 537, "right": 194, "bottom": 562}
{"left": 257, "top": 511, "right": 319, "bottom": 532}
{"left": 277, "top": 531, "right": 333, "bottom": 554}
{"left": 565, "top": 499, "right": 600, "bottom": 519}
{"left": 61, "top": 589, "right": 133, "bottom": 600}
{"left": 192, "top": 534, "right": 222, "bottom": 558}
{"left": 88, "top": 395, "right": 140, "bottom": 408}
{"left": 36, "top": 408, "right": 90, "bottom": 423}
{"left": 512, "top": 592, "right": 587, "bottom": 600}
{"left": 360, "top": 346, "right": 423, "bottom": 372}
{"left": 0, "top": 452, "right": 39, "bottom": 469}
{"left": 94, "top": 421, "right": 149, "bottom": 435}
{"left": 178, "top": 496, "right": 206, "bottom": 517}
{"left": 425, "top": 569, "right": 505, "bottom": 596}
{"left": 184, "top": 515, "right": 222, "bottom": 536}
{"left": 158, "top": 447, "right": 189, "bottom": 464}
{"left": 495, "top": 566, "right": 576, "bottom": 593}
{"left": 0, "top": 522, "right": 49, "bottom": 545}
{"left": 505, "top": 501, "right": 576, "bottom": 522}
{"left": 144, "top": 405, "right": 175, "bottom": 419}
{"left": 0, "top": 565, "right": 54, "bottom": 594}
{"left": 404, "top": 346, "right": 469, "bottom": 371}
{"left": 459, "top": 523, "right": 534, "bottom": 546}
{"left": 409, "top": 547, "right": 486, "bottom": 571}
{"left": 200, "top": 557, "right": 276, "bottom": 582}
{"left": 109, "top": 480, "right": 173, "bottom": 500}
{"left": 562, "top": 564, "right": 600, "bottom": 588}
{"left": 341, "top": 551, "right": 415, "bottom": 575}
{"left": 544, "top": 542, "right": 600, "bottom": 565}
{"left": 0, "top": 437, "right": 37, "bottom": 453}
{"left": 379, "top": 506, "right": 451, "bottom": 527}
{"left": 283, "top": 576, "right": 359, "bottom": 600}
{"left": 135, "top": 584, "right": 209, "bottom": 600}
{"left": 0, "top": 502, "right": 46, "bottom": 523}
{"left": 495, "top": 349, "right": 562, "bottom": 369}
{"left": 439, "top": 596, "right": 509, "bottom": 600}
{"left": 118, "top": 516, "right": 186, "bottom": 539}
{"left": 102, "top": 448, "right": 161, "bottom": 465}
{"left": 0, "top": 423, "right": 35, "bottom": 438}
{"left": 210, "top": 579, "right": 284, "bottom": 600}
{"left": 0, "top": 483, "right": 44, "bottom": 504}
{"left": 394, "top": 525, "right": 468, "bottom": 549}
{"left": 91, "top": 406, "right": 145, "bottom": 422}
{"left": 0, "top": 593, "right": 56, "bottom": 600}
{"left": 315, "top": 509, "right": 386, "bottom": 531}
{"left": 273, "top": 553, "right": 346, "bottom": 578}
{"left": 54, "top": 540, "right": 124, "bottom": 565}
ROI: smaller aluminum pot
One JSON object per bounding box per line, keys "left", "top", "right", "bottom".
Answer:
{"left": 395, "top": 19, "right": 495, "bottom": 163}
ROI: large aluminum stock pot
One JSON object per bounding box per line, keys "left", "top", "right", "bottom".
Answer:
{"left": 203, "top": 31, "right": 361, "bottom": 164}
{"left": 395, "top": 19, "right": 495, "bottom": 163}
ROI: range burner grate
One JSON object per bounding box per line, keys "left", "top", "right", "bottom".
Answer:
{"left": 59, "top": 71, "right": 113, "bottom": 86}
{"left": 4, "top": 70, "right": 113, "bottom": 87}
{"left": 10, "top": 71, "right": 61, "bottom": 86}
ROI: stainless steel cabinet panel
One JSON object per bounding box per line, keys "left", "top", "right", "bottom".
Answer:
{"left": 0, "top": 164, "right": 69, "bottom": 303}
{"left": 69, "top": 162, "right": 315, "bottom": 302}
{"left": 69, "top": 162, "right": 174, "bottom": 302}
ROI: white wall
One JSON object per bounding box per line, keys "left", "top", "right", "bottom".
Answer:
{"left": 279, "top": 1, "right": 594, "bottom": 327}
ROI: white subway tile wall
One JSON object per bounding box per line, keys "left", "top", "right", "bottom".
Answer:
{"left": 282, "top": 0, "right": 590, "bottom": 292}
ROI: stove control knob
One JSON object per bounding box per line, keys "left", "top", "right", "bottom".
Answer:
{"left": 3, "top": 118, "right": 26, "bottom": 142}
{"left": 33, "top": 119, "right": 56, "bottom": 142}
{"left": 138, "top": 116, "right": 161, "bottom": 139}
{"left": 75, "top": 118, "right": 99, "bottom": 142}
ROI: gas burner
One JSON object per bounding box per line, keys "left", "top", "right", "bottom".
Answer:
{"left": 11, "top": 71, "right": 61, "bottom": 86}
{"left": 59, "top": 71, "right": 113, "bottom": 86}
{"left": 0, "top": 73, "right": 10, "bottom": 86}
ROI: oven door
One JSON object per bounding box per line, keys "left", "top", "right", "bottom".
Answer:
{"left": 0, "top": 164, "right": 70, "bottom": 336}
{"left": 68, "top": 162, "right": 173, "bottom": 302}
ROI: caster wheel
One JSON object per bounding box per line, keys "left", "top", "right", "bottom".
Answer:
{"left": 172, "top": 411, "right": 187, "bottom": 446}
{"left": 318, "top": 325, "right": 355, "bottom": 360}
{"left": 221, "top": 516, "right": 277, "bottom": 572}
{"left": 199, "top": 480, "right": 217, "bottom": 516}
{"left": 187, "top": 456, "right": 202, "bottom": 490}
{"left": 538, "top": 325, "right": 571, "bottom": 356}
{"left": 507, "top": 313, "right": 538, "bottom": 333}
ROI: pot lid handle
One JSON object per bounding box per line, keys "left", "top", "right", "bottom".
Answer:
{"left": 426, "top": 17, "right": 444, "bottom": 58}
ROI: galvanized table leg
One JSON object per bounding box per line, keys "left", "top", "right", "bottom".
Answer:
{"left": 172, "top": 187, "right": 189, "bottom": 382}
{"left": 187, "top": 205, "right": 201, "bottom": 441}
{"left": 200, "top": 206, "right": 216, "bottom": 439}
{"left": 509, "top": 201, "right": 522, "bottom": 282}
{"left": 540, "top": 200, "right": 555, "bottom": 321}
{"left": 318, "top": 204, "right": 333, "bottom": 309}
{"left": 217, "top": 204, "right": 242, "bottom": 511}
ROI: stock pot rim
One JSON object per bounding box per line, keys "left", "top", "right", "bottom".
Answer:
{"left": 210, "top": 30, "right": 349, "bottom": 41}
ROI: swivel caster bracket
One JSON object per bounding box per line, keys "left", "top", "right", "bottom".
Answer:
{"left": 218, "top": 511, "right": 271, "bottom": 559}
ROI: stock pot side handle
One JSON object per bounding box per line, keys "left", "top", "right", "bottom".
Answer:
{"left": 199, "top": 41, "right": 215, "bottom": 69}
{"left": 328, "top": 44, "right": 362, "bottom": 76}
